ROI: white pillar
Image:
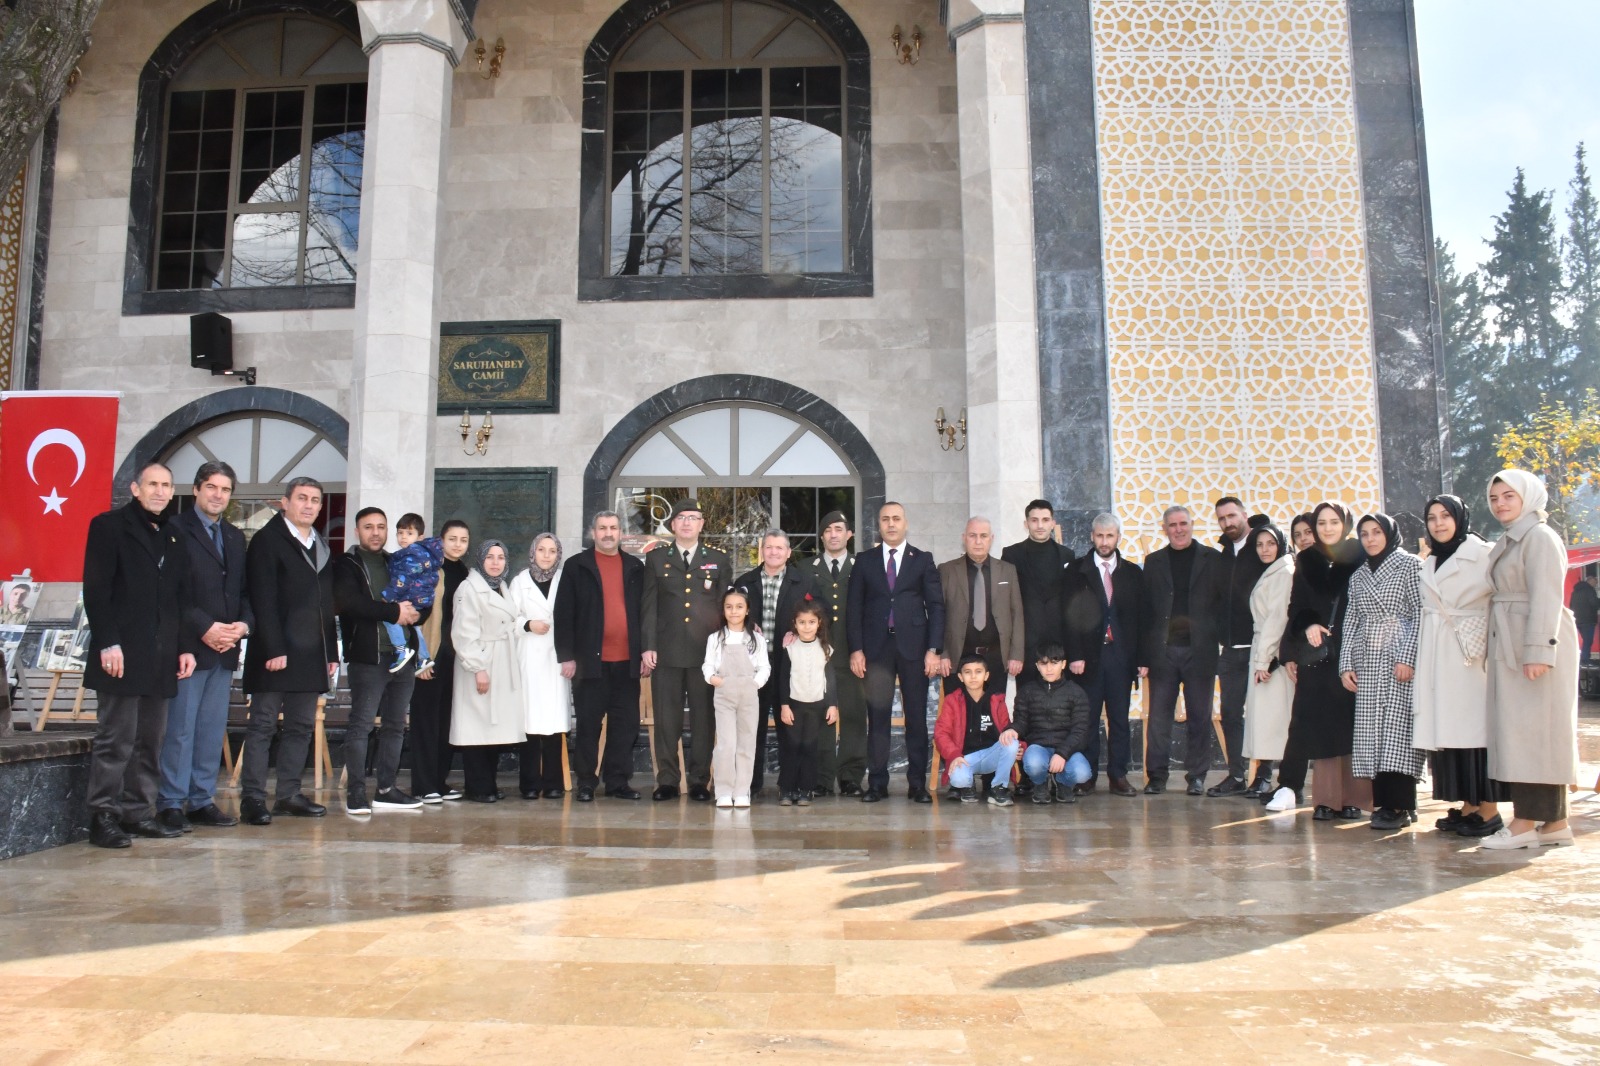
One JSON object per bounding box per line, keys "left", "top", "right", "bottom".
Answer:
{"left": 348, "top": 1, "right": 469, "bottom": 538}
{"left": 950, "top": 0, "right": 1043, "bottom": 528}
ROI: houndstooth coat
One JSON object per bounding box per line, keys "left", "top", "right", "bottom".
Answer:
{"left": 1339, "top": 550, "right": 1426, "bottom": 779}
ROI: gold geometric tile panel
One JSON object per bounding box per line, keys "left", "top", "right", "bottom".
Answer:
{"left": 1092, "top": 0, "right": 1383, "bottom": 558}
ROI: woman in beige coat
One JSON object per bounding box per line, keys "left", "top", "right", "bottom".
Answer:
{"left": 1479, "top": 471, "right": 1580, "bottom": 850}
{"left": 451, "top": 541, "right": 525, "bottom": 803}
{"left": 1241, "top": 523, "right": 1295, "bottom": 793}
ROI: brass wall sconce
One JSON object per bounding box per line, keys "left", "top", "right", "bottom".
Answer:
{"left": 460, "top": 410, "right": 494, "bottom": 455}
{"left": 935, "top": 406, "right": 966, "bottom": 451}
{"left": 474, "top": 36, "right": 505, "bottom": 79}
{"left": 890, "top": 25, "right": 922, "bottom": 65}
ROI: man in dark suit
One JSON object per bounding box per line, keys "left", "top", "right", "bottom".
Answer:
{"left": 734, "top": 529, "right": 811, "bottom": 795}
{"left": 82, "top": 462, "right": 196, "bottom": 849}
{"left": 806, "top": 510, "right": 867, "bottom": 794}
{"left": 239, "top": 477, "right": 340, "bottom": 825}
{"left": 846, "top": 501, "right": 946, "bottom": 803}
{"left": 1141, "top": 505, "right": 1224, "bottom": 795}
{"left": 1001, "top": 499, "right": 1075, "bottom": 686}
{"left": 1064, "top": 513, "right": 1149, "bottom": 796}
{"left": 641, "top": 498, "right": 732, "bottom": 801}
{"left": 555, "top": 510, "right": 646, "bottom": 802}
{"left": 156, "top": 461, "right": 252, "bottom": 834}
{"left": 938, "top": 516, "right": 1025, "bottom": 696}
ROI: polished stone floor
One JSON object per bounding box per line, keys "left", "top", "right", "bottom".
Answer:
{"left": 2, "top": 754, "right": 1597, "bottom": 1066}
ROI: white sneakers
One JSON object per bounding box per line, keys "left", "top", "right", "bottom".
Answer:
{"left": 733, "top": 796, "right": 751, "bottom": 809}
{"left": 716, "top": 796, "right": 733, "bottom": 809}
{"left": 1264, "top": 787, "right": 1298, "bottom": 812}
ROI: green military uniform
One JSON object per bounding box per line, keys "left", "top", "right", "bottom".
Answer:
{"left": 641, "top": 539, "right": 733, "bottom": 792}
{"left": 806, "top": 551, "right": 868, "bottom": 792}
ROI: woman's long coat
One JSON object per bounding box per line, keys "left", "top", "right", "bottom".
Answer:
{"left": 1413, "top": 537, "right": 1493, "bottom": 751}
{"left": 508, "top": 569, "right": 571, "bottom": 736}
{"left": 450, "top": 570, "right": 526, "bottom": 747}
{"left": 1339, "top": 550, "right": 1425, "bottom": 779}
{"left": 1279, "top": 542, "right": 1362, "bottom": 760}
{"left": 1242, "top": 553, "right": 1295, "bottom": 760}
{"left": 1485, "top": 516, "right": 1580, "bottom": 785}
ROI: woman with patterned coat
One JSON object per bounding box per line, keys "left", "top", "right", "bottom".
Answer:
{"left": 1338, "top": 513, "right": 1425, "bottom": 830}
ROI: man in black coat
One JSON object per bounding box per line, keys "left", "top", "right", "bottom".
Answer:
{"left": 156, "top": 461, "right": 252, "bottom": 834}
{"left": 82, "top": 462, "right": 196, "bottom": 849}
{"left": 1571, "top": 568, "right": 1597, "bottom": 667}
{"left": 334, "top": 506, "right": 426, "bottom": 815}
{"left": 1012, "top": 643, "right": 1094, "bottom": 802}
{"left": 1140, "top": 505, "right": 1224, "bottom": 795}
{"left": 1208, "top": 498, "right": 1269, "bottom": 797}
{"left": 846, "top": 501, "right": 946, "bottom": 803}
{"left": 554, "top": 510, "right": 646, "bottom": 802}
{"left": 1064, "top": 512, "right": 1150, "bottom": 796}
{"left": 239, "top": 477, "right": 339, "bottom": 825}
{"left": 1000, "top": 499, "right": 1076, "bottom": 686}
{"left": 733, "top": 529, "right": 811, "bottom": 795}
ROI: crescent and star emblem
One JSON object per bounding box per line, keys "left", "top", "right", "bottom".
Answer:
{"left": 25, "top": 428, "right": 87, "bottom": 516}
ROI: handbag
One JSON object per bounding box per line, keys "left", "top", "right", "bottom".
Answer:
{"left": 1448, "top": 612, "right": 1488, "bottom": 666}
{"left": 1297, "top": 595, "right": 1340, "bottom": 667}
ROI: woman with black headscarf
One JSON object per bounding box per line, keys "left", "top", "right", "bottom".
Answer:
{"left": 1339, "top": 513, "right": 1425, "bottom": 830}
{"left": 451, "top": 540, "right": 525, "bottom": 802}
{"left": 1413, "top": 495, "right": 1506, "bottom": 837}
{"left": 1266, "top": 502, "right": 1370, "bottom": 816}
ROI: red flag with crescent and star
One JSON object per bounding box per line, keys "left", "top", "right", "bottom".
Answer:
{"left": 0, "top": 391, "right": 120, "bottom": 581}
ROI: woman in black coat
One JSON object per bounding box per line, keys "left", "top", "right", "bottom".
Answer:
{"left": 408, "top": 519, "right": 471, "bottom": 801}
{"left": 1265, "top": 502, "right": 1371, "bottom": 817}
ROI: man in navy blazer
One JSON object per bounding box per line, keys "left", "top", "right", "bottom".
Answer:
{"left": 156, "top": 461, "right": 252, "bottom": 833}
{"left": 846, "top": 501, "right": 946, "bottom": 802}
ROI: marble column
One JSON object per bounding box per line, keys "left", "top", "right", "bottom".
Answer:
{"left": 949, "top": 0, "right": 1044, "bottom": 530}
{"left": 348, "top": 1, "right": 469, "bottom": 535}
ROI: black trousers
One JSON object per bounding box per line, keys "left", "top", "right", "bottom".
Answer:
{"left": 87, "top": 692, "right": 168, "bottom": 821}
{"left": 460, "top": 746, "right": 504, "bottom": 797}
{"left": 1215, "top": 646, "right": 1251, "bottom": 780}
{"left": 408, "top": 670, "right": 455, "bottom": 797}
{"left": 572, "top": 661, "right": 639, "bottom": 792}
{"left": 1145, "top": 645, "right": 1217, "bottom": 783}
{"left": 865, "top": 653, "right": 933, "bottom": 793}
{"left": 778, "top": 698, "right": 826, "bottom": 794}
{"left": 752, "top": 653, "right": 781, "bottom": 792}
{"left": 1080, "top": 641, "right": 1136, "bottom": 781}
{"left": 651, "top": 664, "right": 714, "bottom": 789}
{"left": 241, "top": 690, "right": 320, "bottom": 803}
{"left": 814, "top": 667, "right": 867, "bottom": 789}
{"left": 1371, "top": 770, "right": 1417, "bottom": 811}
{"left": 520, "top": 732, "right": 566, "bottom": 792}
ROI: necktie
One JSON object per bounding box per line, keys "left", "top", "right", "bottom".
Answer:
{"left": 1101, "top": 561, "right": 1114, "bottom": 641}
{"left": 886, "top": 548, "right": 898, "bottom": 628}
{"left": 683, "top": 549, "right": 692, "bottom": 569}
{"left": 211, "top": 521, "right": 223, "bottom": 555}
{"left": 831, "top": 558, "right": 840, "bottom": 580}
{"left": 972, "top": 563, "right": 986, "bottom": 630}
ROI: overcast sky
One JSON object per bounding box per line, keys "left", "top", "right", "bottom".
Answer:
{"left": 1414, "top": 0, "right": 1600, "bottom": 273}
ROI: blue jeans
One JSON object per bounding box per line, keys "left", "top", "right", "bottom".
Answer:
{"left": 157, "top": 664, "right": 233, "bottom": 811}
{"left": 383, "top": 623, "right": 428, "bottom": 661}
{"left": 948, "top": 738, "right": 1019, "bottom": 788}
{"left": 1022, "top": 745, "right": 1092, "bottom": 788}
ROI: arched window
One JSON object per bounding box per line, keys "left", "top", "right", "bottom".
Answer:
{"left": 580, "top": 0, "right": 871, "bottom": 301}
{"left": 125, "top": 2, "right": 367, "bottom": 314}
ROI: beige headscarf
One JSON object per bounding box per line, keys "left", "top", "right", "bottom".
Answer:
{"left": 1488, "top": 468, "right": 1549, "bottom": 525}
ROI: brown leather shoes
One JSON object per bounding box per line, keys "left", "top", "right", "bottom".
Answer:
{"left": 1108, "top": 777, "right": 1140, "bottom": 797}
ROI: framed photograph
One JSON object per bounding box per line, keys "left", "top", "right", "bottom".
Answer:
{"left": 436, "top": 320, "right": 560, "bottom": 415}
{"left": 0, "top": 580, "right": 39, "bottom": 627}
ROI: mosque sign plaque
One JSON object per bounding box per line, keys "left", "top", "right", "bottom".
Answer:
{"left": 436, "top": 320, "right": 561, "bottom": 414}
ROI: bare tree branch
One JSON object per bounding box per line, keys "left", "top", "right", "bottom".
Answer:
{"left": 0, "top": 0, "right": 102, "bottom": 188}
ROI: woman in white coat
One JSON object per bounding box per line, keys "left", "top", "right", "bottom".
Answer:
{"left": 451, "top": 541, "right": 525, "bottom": 803}
{"left": 1241, "top": 523, "right": 1295, "bottom": 796}
{"left": 1412, "top": 494, "right": 1507, "bottom": 838}
{"left": 1479, "top": 470, "right": 1581, "bottom": 850}
{"left": 509, "top": 533, "right": 571, "bottom": 800}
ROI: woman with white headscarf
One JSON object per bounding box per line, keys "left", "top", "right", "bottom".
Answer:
{"left": 1478, "top": 470, "right": 1581, "bottom": 850}
{"left": 510, "top": 533, "right": 571, "bottom": 799}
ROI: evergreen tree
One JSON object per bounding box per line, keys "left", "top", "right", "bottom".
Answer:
{"left": 1483, "top": 168, "right": 1570, "bottom": 411}
{"left": 1436, "top": 238, "right": 1507, "bottom": 497}
{"left": 1565, "top": 143, "right": 1600, "bottom": 394}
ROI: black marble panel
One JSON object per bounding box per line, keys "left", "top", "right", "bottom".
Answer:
{"left": 1026, "top": 0, "right": 1111, "bottom": 548}
{"left": 582, "top": 374, "right": 885, "bottom": 543}
{"left": 121, "top": 0, "right": 363, "bottom": 317}
{"left": 111, "top": 386, "right": 350, "bottom": 505}
{"left": 22, "top": 110, "right": 58, "bottom": 390}
{"left": 0, "top": 736, "right": 92, "bottom": 860}
{"left": 577, "top": 0, "right": 872, "bottom": 303}
{"left": 1348, "top": 0, "right": 1449, "bottom": 535}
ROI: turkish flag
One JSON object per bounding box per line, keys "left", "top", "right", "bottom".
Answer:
{"left": 0, "top": 392, "right": 120, "bottom": 581}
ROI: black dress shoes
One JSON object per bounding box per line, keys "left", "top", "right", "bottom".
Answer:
{"left": 186, "top": 804, "right": 238, "bottom": 827}
{"left": 908, "top": 787, "right": 933, "bottom": 804}
{"left": 1313, "top": 804, "right": 1337, "bottom": 821}
{"left": 1206, "top": 776, "right": 1249, "bottom": 798}
{"left": 1075, "top": 778, "right": 1098, "bottom": 796}
{"left": 520, "top": 789, "right": 541, "bottom": 800}
{"left": 1108, "top": 778, "right": 1140, "bottom": 797}
{"left": 652, "top": 786, "right": 680, "bottom": 801}
{"left": 1457, "top": 813, "right": 1505, "bottom": 837}
{"left": 121, "top": 818, "right": 182, "bottom": 839}
{"left": 239, "top": 798, "right": 273, "bottom": 825}
{"left": 1186, "top": 777, "right": 1206, "bottom": 796}
{"left": 89, "top": 812, "right": 131, "bottom": 849}
{"left": 543, "top": 788, "right": 566, "bottom": 799}
{"left": 608, "top": 786, "right": 642, "bottom": 800}
{"left": 1244, "top": 776, "right": 1274, "bottom": 799}
{"left": 688, "top": 785, "right": 713, "bottom": 802}
{"left": 1143, "top": 778, "right": 1167, "bottom": 795}
{"left": 576, "top": 786, "right": 595, "bottom": 802}
{"left": 465, "top": 792, "right": 499, "bottom": 803}
{"left": 1338, "top": 806, "right": 1364, "bottom": 820}
{"left": 860, "top": 787, "right": 885, "bottom": 803}
{"left": 838, "top": 781, "right": 862, "bottom": 797}
{"left": 1369, "top": 807, "right": 1407, "bottom": 830}
{"left": 273, "top": 794, "right": 327, "bottom": 818}
{"left": 156, "top": 808, "right": 193, "bottom": 834}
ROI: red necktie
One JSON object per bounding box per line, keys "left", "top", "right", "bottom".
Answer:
{"left": 1101, "top": 560, "right": 1114, "bottom": 641}
{"left": 887, "top": 548, "right": 898, "bottom": 628}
